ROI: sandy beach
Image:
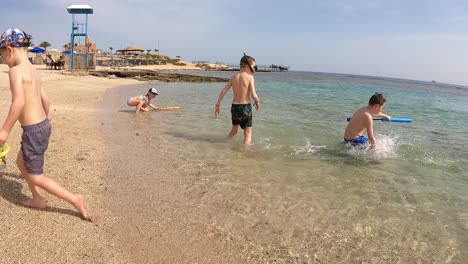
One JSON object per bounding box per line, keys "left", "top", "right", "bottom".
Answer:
{"left": 0, "top": 64, "right": 141, "bottom": 263}
{"left": 0, "top": 64, "right": 245, "bottom": 263}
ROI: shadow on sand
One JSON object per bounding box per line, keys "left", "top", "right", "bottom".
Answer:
{"left": 0, "top": 172, "right": 84, "bottom": 219}
{"left": 118, "top": 109, "right": 137, "bottom": 114}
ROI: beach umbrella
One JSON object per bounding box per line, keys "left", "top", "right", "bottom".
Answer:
{"left": 28, "top": 46, "right": 45, "bottom": 58}
{"left": 28, "top": 46, "right": 45, "bottom": 53}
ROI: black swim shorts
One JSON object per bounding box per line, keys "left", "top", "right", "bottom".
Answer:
{"left": 21, "top": 119, "right": 51, "bottom": 175}
{"left": 231, "top": 103, "right": 252, "bottom": 129}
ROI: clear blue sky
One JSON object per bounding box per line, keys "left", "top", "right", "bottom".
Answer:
{"left": 4, "top": 0, "right": 468, "bottom": 85}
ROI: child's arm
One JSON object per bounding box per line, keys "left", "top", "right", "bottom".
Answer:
{"left": 148, "top": 102, "right": 158, "bottom": 110}
{"left": 0, "top": 68, "right": 25, "bottom": 144}
{"left": 374, "top": 112, "right": 391, "bottom": 121}
{"left": 364, "top": 114, "right": 376, "bottom": 147}
{"left": 213, "top": 79, "right": 232, "bottom": 116}
{"left": 41, "top": 84, "right": 51, "bottom": 119}
{"left": 249, "top": 77, "right": 260, "bottom": 110}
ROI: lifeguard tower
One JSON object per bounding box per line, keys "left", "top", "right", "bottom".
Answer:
{"left": 66, "top": 4, "right": 93, "bottom": 70}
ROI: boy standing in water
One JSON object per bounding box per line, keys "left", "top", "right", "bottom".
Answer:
{"left": 344, "top": 93, "right": 391, "bottom": 148}
{"left": 0, "top": 28, "right": 88, "bottom": 219}
{"left": 214, "top": 53, "right": 260, "bottom": 145}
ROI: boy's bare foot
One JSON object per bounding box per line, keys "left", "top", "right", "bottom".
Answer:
{"left": 243, "top": 144, "right": 255, "bottom": 152}
{"left": 22, "top": 198, "right": 48, "bottom": 209}
{"left": 72, "top": 194, "right": 88, "bottom": 220}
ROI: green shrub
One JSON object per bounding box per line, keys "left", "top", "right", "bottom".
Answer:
{"left": 165, "top": 59, "right": 181, "bottom": 64}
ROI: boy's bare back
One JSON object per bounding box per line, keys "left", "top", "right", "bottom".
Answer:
{"left": 213, "top": 54, "right": 259, "bottom": 145}
{"left": 344, "top": 106, "right": 372, "bottom": 140}
{"left": 10, "top": 62, "right": 47, "bottom": 126}
{"left": 230, "top": 72, "right": 255, "bottom": 104}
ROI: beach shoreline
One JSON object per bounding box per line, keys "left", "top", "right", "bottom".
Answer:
{"left": 1, "top": 64, "right": 466, "bottom": 263}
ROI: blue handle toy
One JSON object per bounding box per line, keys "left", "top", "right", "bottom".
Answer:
{"left": 346, "top": 117, "right": 412, "bottom": 123}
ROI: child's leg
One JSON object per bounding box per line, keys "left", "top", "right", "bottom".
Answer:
{"left": 18, "top": 154, "right": 88, "bottom": 219}
{"left": 16, "top": 152, "right": 47, "bottom": 209}
{"left": 127, "top": 100, "right": 144, "bottom": 114}
{"left": 244, "top": 127, "right": 252, "bottom": 145}
{"left": 135, "top": 101, "right": 145, "bottom": 113}
{"left": 127, "top": 100, "right": 138, "bottom": 107}
{"left": 27, "top": 173, "right": 88, "bottom": 219}
{"left": 228, "top": 125, "right": 239, "bottom": 139}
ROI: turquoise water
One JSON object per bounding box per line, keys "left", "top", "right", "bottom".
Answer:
{"left": 104, "top": 71, "right": 468, "bottom": 262}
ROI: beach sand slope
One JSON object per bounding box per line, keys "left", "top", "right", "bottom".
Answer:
{"left": 0, "top": 64, "right": 140, "bottom": 263}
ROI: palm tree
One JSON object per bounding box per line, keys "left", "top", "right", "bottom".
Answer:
{"left": 109, "top": 47, "right": 114, "bottom": 66}
{"left": 39, "top": 41, "right": 51, "bottom": 51}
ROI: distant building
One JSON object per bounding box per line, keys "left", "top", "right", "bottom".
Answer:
{"left": 71, "top": 43, "right": 97, "bottom": 54}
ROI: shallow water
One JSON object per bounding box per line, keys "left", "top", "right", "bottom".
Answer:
{"left": 102, "top": 71, "right": 468, "bottom": 263}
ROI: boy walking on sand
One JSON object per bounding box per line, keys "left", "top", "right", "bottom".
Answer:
{"left": 344, "top": 92, "right": 391, "bottom": 148}
{"left": 0, "top": 28, "right": 88, "bottom": 219}
{"left": 214, "top": 53, "right": 260, "bottom": 145}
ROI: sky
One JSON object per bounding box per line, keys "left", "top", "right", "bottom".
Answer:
{"left": 3, "top": 0, "right": 468, "bottom": 85}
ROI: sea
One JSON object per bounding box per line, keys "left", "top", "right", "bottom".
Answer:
{"left": 101, "top": 71, "right": 467, "bottom": 263}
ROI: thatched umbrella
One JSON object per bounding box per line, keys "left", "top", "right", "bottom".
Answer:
{"left": 117, "top": 45, "right": 145, "bottom": 55}
{"left": 46, "top": 48, "right": 63, "bottom": 60}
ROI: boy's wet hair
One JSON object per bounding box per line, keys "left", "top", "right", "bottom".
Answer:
{"left": 0, "top": 28, "right": 32, "bottom": 49}
{"left": 369, "top": 93, "right": 387, "bottom": 106}
{"left": 240, "top": 56, "right": 255, "bottom": 67}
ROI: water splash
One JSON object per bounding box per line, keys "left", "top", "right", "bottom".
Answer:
{"left": 372, "top": 134, "right": 399, "bottom": 159}
{"left": 400, "top": 144, "right": 459, "bottom": 167}
{"left": 259, "top": 137, "right": 327, "bottom": 159}
{"left": 346, "top": 134, "right": 399, "bottom": 160}
{"left": 292, "top": 138, "right": 326, "bottom": 156}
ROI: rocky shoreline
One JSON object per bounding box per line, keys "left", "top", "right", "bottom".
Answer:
{"left": 89, "top": 69, "right": 229, "bottom": 82}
